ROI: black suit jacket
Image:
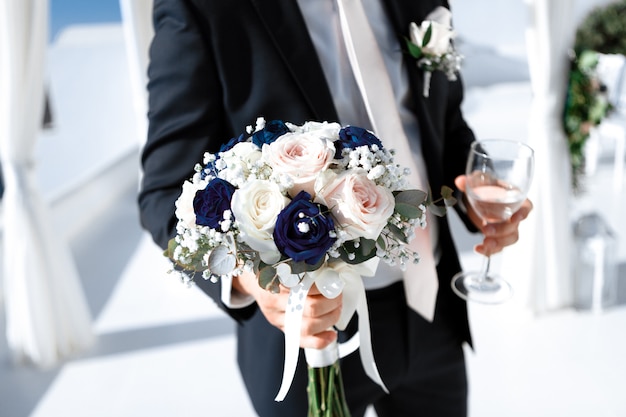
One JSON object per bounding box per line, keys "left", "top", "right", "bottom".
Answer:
{"left": 139, "top": 0, "right": 475, "bottom": 411}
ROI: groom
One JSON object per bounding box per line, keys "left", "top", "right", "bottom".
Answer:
{"left": 138, "top": 0, "right": 532, "bottom": 416}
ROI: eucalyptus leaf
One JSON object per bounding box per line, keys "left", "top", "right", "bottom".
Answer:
{"left": 208, "top": 245, "right": 237, "bottom": 276}
{"left": 258, "top": 265, "right": 278, "bottom": 291}
{"left": 429, "top": 204, "right": 447, "bottom": 218}
{"left": 444, "top": 195, "right": 457, "bottom": 207}
{"left": 377, "top": 235, "right": 386, "bottom": 251}
{"left": 290, "top": 256, "right": 325, "bottom": 274}
{"left": 395, "top": 189, "right": 427, "bottom": 206}
{"left": 395, "top": 203, "right": 424, "bottom": 219}
{"left": 165, "top": 238, "right": 177, "bottom": 259}
{"left": 359, "top": 238, "right": 377, "bottom": 257}
{"left": 338, "top": 239, "right": 377, "bottom": 265}
{"left": 440, "top": 185, "right": 454, "bottom": 201}
{"left": 386, "top": 223, "right": 408, "bottom": 244}
{"left": 267, "top": 279, "right": 281, "bottom": 294}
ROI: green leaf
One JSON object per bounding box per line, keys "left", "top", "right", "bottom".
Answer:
{"left": 429, "top": 204, "right": 447, "bottom": 218}
{"left": 441, "top": 185, "right": 458, "bottom": 208}
{"left": 290, "top": 257, "right": 325, "bottom": 275}
{"left": 395, "top": 203, "right": 424, "bottom": 219}
{"left": 359, "top": 238, "right": 377, "bottom": 257}
{"left": 386, "top": 222, "right": 408, "bottom": 244}
{"left": 395, "top": 189, "right": 428, "bottom": 206}
{"left": 440, "top": 185, "right": 454, "bottom": 200}
{"left": 405, "top": 37, "right": 423, "bottom": 59}
{"left": 164, "top": 238, "right": 178, "bottom": 259}
{"left": 337, "top": 239, "right": 377, "bottom": 264}
{"left": 258, "top": 265, "right": 277, "bottom": 291}
{"left": 394, "top": 190, "right": 427, "bottom": 219}
{"left": 423, "top": 23, "right": 433, "bottom": 48}
{"left": 267, "top": 280, "right": 280, "bottom": 294}
{"left": 377, "top": 235, "right": 386, "bottom": 251}
{"left": 208, "top": 245, "right": 237, "bottom": 275}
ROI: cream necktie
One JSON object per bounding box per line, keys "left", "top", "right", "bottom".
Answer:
{"left": 336, "top": 0, "right": 439, "bottom": 321}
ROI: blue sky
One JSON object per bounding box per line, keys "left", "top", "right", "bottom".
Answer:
{"left": 50, "top": 0, "right": 121, "bottom": 41}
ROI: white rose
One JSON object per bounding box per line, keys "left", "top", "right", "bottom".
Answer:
{"left": 315, "top": 169, "right": 395, "bottom": 241}
{"left": 409, "top": 7, "right": 454, "bottom": 56}
{"left": 300, "top": 121, "right": 341, "bottom": 138}
{"left": 262, "top": 131, "right": 336, "bottom": 197}
{"left": 231, "top": 179, "right": 289, "bottom": 264}
{"left": 175, "top": 180, "right": 207, "bottom": 229}
{"left": 219, "top": 142, "right": 262, "bottom": 186}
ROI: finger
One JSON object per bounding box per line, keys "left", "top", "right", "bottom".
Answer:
{"left": 482, "top": 221, "right": 517, "bottom": 239}
{"left": 477, "top": 205, "right": 532, "bottom": 255}
{"left": 255, "top": 289, "right": 289, "bottom": 329}
{"left": 511, "top": 199, "right": 533, "bottom": 223}
{"left": 299, "top": 329, "right": 338, "bottom": 350}
{"left": 474, "top": 239, "right": 504, "bottom": 256}
{"left": 301, "top": 302, "right": 342, "bottom": 335}
{"left": 308, "top": 284, "right": 322, "bottom": 296}
{"left": 304, "top": 293, "right": 343, "bottom": 318}
{"left": 301, "top": 294, "right": 342, "bottom": 332}
{"left": 486, "top": 232, "right": 519, "bottom": 252}
{"left": 454, "top": 175, "right": 467, "bottom": 192}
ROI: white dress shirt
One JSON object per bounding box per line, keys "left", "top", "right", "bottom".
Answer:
{"left": 297, "top": 0, "right": 439, "bottom": 289}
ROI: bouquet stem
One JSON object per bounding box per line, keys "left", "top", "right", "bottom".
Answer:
{"left": 306, "top": 342, "right": 351, "bottom": 417}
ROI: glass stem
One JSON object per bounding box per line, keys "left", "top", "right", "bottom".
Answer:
{"left": 479, "top": 255, "right": 492, "bottom": 284}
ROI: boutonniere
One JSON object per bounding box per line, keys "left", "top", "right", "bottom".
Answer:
{"left": 405, "top": 6, "right": 463, "bottom": 97}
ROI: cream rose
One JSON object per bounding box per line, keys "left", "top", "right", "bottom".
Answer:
{"left": 218, "top": 142, "right": 263, "bottom": 186}
{"left": 231, "top": 179, "right": 289, "bottom": 264}
{"left": 409, "top": 6, "right": 454, "bottom": 56}
{"left": 315, "top": 169, "right": 395, "bottom": 241}
{"left": 262, "top": 131, "right": 335, "bottom": 197}
{"left": 298, "top": 121, "right": 341, "bottom": 138}
{"left": 175, "top": 179, "right": 207, "bottom": 229}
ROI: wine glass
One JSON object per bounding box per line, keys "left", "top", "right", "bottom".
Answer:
{"left": 451, "top": 139, "right": 534, "bottom": 304}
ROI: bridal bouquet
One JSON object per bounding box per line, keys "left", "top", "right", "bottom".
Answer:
{"left": 165, "top": 117, "right": 454, "bottom": 416}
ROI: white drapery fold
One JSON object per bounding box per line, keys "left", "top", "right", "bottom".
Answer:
{"left": 119, "top": 0, "right": 154, "bottom": 146}
{"left": 0, "top": 0, "right": 93, "bottom": 367}
{"left": 500, "top": 0, "right": 575, "bottom": 313}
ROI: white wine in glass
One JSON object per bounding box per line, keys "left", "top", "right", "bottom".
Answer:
{"left": 451, "top": 139, "right": 534, "bottom": 304}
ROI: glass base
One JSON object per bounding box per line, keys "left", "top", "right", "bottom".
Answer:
{"left": 451, "top": 271, "right": 513, "bottom": 304}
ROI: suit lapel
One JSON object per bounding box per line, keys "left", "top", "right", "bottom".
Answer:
{"left": 248, "top": 0, "right": 338, "bottom": 122}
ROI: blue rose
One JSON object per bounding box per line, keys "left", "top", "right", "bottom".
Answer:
{"left": 252, "top": 120, "right": 290, "bottom": 147}
{"left": 220, "top": 133, "right": 247, "bottom": 153}
{"left": 334, "top": 125, "right": 383, "bottom": 159}
{"left": 193, "top": 178, "right": 237, "bottom": 229}
{"left": 273, "top": 191, "right": 337, "bottom": 265}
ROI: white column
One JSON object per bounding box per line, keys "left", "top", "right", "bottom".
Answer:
{"left": 119, "top": 0, "right": 154, "bottom": 147}
{"left": 501, "top": 0, "right": 576, "bottom": 313}
{"left": 0, "top": 0, "right": 94, "bottom": 367}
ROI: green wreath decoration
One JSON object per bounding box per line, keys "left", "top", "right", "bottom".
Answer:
{"left": 563, "top": 0, "right": 626, "bottom": 192}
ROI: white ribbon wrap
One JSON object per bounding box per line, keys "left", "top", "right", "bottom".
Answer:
{"left": 274, "top": 258, "right": 388, "bottom": 402}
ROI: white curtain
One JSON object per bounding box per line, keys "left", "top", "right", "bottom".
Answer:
{"left": 0, "top": 0, "right": 94, "bottom": 367}
{"left": 119, "top": 0, "right": 154, "bottom": 146}
{"left": 501, "top": 0, "right": 576, "bottom": 313}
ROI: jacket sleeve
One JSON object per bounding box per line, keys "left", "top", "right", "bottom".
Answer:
{"left": 443, "top": 76, "right": 480, "bottom": 234}
{"left": 138, "top": 0, "right": 257, "bottom": 321}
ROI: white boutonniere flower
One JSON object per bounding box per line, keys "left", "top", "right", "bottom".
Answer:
{"left": 406, "top": 6, "right": 463, "bottom": 97}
